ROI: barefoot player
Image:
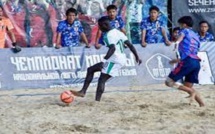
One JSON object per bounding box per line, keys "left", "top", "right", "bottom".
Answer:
{"left": 165, "top": 16, "right": 204, "bottom": 107}
{"left": 70, "top": 16, "right": 142, "bottom": 101}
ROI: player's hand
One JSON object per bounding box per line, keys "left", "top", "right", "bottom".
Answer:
{"left": 136, "top": 59, "right": 142, "bottom": 65}
{"left": 141, "top": 41, "right": 147, "bottom": 47}
{"left": 12, "top": 43, "right": 21, "bottom": 53}
{"left": 123, "top": 44, "right": 128, "bottom": 48}
{"left": 169, "top": 59, "right": 180, "bottom": 65}
{"left": 95, "top": 43, "right": 101, "bottom": 49}
{"left": 165, "top": 40, "right": 172, "bottom": 46}
{"left": 85, "top": 44, "right": 90, "bottom": 48}
{"left": 55, "top": 45, "right": 61, "bottom": 49}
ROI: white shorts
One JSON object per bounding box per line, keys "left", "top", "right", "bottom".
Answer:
{"left": 102, "top": 62, "right": 123, "bottom": 77}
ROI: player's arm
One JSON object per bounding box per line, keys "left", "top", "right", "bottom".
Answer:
{"left": 95, "top": 29, "right": 102, "bottom": 48}
{"left": 141, "top": 30, "right": 147, "bottom": 47}
{"left": 80, "top": 32, "right": 90, "bottom": 48}
{"left": 140, "top": 19, "right": 147, "bottom": 47}
{"left": 55, "top": 32, "right": 62, "bottom": 49}
{"left": 161, "top": 27, "right": 171, "bottom": 46}
{"left": 103, "top": 44, "right": 115, "bottom": 61}
{"left": 170, "top": 33, "right": 185, "bottom": 64}
{"left": 124, "top": 40, "right": 142, "bottom": 65}
{"left": 79, "top": 22, "right": 90, "bottom": 48}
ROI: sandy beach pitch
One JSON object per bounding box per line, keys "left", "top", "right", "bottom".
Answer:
{"left": 0, "top": 84, "right": 215, "bottom": 134}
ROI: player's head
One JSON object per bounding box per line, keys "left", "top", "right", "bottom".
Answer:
{"left": 178, "top": 16, "right": 193, "bottom": 28}
{"left": 149, "top": 6, "right": 160, "bottom": 21}
{"left": 172, "top": 27, "right": 180, "bottom": 41}
{"left": 98, "top": 16, "right": 111, "bottom": 32}
{"left": 107, "top": 4, "right": 117, "bottom": 20}
{"left": 199, "top": 20, "right": 209, "bottom": 33}
{"left": 66, "top": 8, "right": 77, "bottom": 24}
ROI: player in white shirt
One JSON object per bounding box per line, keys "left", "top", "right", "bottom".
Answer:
{"left": 70, "top": 17, "right": 142, "bottom": 101}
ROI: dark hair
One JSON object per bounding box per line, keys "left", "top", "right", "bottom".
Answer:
{"left": 173, "top": 27, "right": 180, "bottom": 32}
{"left": 199, "top": 20, "right": 209, "bottom": 26}
{"left": 106, "top": 4, "right": 117, "bottom": 11}
{"left": 149, "top": 6, "right": 160, "bottom": 12}
{"left": 98, "top": 16, "right": 110, "bottom": 31}
{"left": 178, "top": 16, "right": 193, "bottom": 27}
{"left": 66, "top": 8, "right": 77, "bottom": 16}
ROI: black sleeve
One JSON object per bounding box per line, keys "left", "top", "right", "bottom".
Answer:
{"left": 124, "top": 40, "right": 140, "bottom": 61}
{"left": 104, "top": 44, "right": 115, "bottom": 60}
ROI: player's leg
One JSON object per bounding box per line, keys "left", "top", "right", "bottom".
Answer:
{"left": 95, "top": 62, "right": 121, "bottom": 101}
{"left": 184, "top": 82, "right": 204, "bottom": 107}
{"left": 70, "top": 62, "right": 103, "bottom": 97}
{"left": 166, "top": 57, "right": 204, "bottom": 107}
{"left": 166, "top": 58, "right": 196, "bottom": 103}
{"left": 95, "top": 73, "right": 111, "bottom": 101}
{"left": 165, "top": 78, "right": 196, "bottom": 102}
{"left": 184, "top": 61, "right": 205, "bottom": 107}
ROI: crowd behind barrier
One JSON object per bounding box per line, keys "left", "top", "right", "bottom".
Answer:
{"left": 0, "top": 0, "right": 214, "bottom": 49}
{"left": 0, "top": 0, "right": 169, "bottom": 48}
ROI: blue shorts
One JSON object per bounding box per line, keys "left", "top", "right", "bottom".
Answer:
{"left": 168, "top": 57, "right": 200, "bottom": 83}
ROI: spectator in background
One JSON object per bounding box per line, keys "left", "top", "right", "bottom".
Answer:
{"left": 171, "top": 27, "right": 180, "bottom": 42}
{"left": 56, "top": 8, "right": 89, "bottom": 48}
{"left": 0, "top": 6, "right": 21, "bottom": 52}
{"left": 3, "top": 0, "right": 27, "bottom": 47}
{"left": 0, "top": 6, "right": 16, "bottom": 48}
{"left": 197, "top": 21, "right": 214, "bottom": 42}
{"left": 141, "top": 6, "right": 171, "bottom": 47}
{"left": 95, "top": 4, "right": 126, "bottom": 49}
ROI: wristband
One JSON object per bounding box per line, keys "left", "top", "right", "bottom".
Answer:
{"left": 102, "top": 59, "right": 107, "bottom": 63}
{"left": 175, "top": 41, "right": 180, "bottom": 45}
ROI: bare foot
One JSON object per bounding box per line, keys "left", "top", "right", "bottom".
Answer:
{"left": 185, "top": 95, "right": 191, "bottom": 98}
{"left": 188, "top": 91, "right": 196, "bottom": 105}
{"left": 195, "top": 91, "right": 205, "bottom": 107}
{"left": 70, "top": 90, "right": 85, "bottom": 97}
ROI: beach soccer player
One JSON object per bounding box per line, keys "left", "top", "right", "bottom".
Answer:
{"left": 165, "top": 16, "right": 204, "bottom": 107}
{"left": 70, "top": 16, "right": 142, "bottom": 101}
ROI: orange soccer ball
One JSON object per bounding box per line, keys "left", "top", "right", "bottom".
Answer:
{"left": 60, "top": 91, "right": 74, "bottom": 104}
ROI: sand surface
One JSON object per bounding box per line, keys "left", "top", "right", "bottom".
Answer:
{"left": 0, "top": 84, "right": 215, "bottom": 134}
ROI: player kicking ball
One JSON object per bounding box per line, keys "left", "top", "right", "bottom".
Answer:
{"left": 165, "top": 16, "right": 204, "bottom": 107}
{"left": 70, "top": 17, "right": 142, "bottom": 101}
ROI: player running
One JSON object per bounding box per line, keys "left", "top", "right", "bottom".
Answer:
{"left": 70, "top": 16, "right": 142, "bottom": 101}
{"left": 165, "top": 16, "right": 204, "bottom": 107}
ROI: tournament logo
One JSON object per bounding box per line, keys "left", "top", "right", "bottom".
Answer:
{"left": 146, "top": 53, "right": 174, "bottom": 80}
{"left": 115, "top": 21, "right": 120, "bottom": 28}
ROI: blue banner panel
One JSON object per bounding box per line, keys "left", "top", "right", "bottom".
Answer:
{"left": 0, "top": 42, "right": 214, "bottom": 90}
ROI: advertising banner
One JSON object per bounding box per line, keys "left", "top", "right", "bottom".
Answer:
{"left": 0, "top": 44, "right": 176, "bottom": 90}
{"left": 0, "top": 42, "right": 214, "bottom": 90}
